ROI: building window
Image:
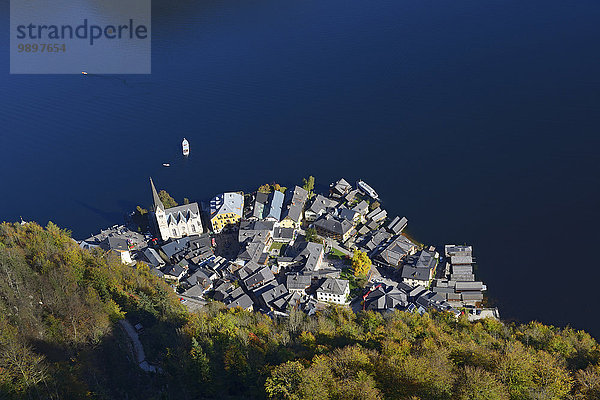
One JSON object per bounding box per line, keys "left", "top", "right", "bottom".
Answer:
{"left": 191, "top": 225, "right": 196, "bottom": 232}
{"left": 172, "top": 229, "right": 177, "bottom": 236}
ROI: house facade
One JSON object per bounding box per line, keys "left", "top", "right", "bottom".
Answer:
{"left": 210, "top": 192, "right": 244, "bottom": 233}
{"left": 316, "top": 278, "right": 350, "bottom": 304}
{"left": 314, "top": 214, "right": 355, "bottom": 242}
{"left": 279, "top": 186, "right": 308, "bottom": 229}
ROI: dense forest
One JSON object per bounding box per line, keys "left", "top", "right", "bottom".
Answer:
{"left": 1, "top": 222, "right": 600, "bottom": 399}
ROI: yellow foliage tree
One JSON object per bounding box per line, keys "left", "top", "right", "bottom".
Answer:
{"left": 352, "top": 249, "right": 371, "bottom": 277}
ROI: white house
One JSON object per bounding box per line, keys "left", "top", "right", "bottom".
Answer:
{"left": 316, "top": 278, "right": 350, "bottom": 304}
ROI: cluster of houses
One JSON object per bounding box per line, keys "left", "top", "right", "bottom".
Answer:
{"left": 76, "top": 176, "right": 497, "bottom": 320}
{"left": 430, "top": 245, "right": 487, "bottom": 307}
{"left": 362, "top": 281, "right": 458, "bottom": 316}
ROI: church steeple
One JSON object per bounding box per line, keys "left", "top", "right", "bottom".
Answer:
{"left": 150, "top": 177, "right": 164, "bottom": 212}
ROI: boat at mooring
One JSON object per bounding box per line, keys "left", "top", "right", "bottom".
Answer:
{"left": 182, "top": 138, "right": 190, "bottom": 156}
{"left": 357, "top": 180, "right": 379, "bottom": 200}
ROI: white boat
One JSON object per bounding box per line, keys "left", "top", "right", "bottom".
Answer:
{"left": 182, "top": 138, "right": 190, "bottom": 156}
{"left": 357, "top": 180, "right": 379, "bottom": 200}
{"left": 81, "top": 71, "right": 88, "bottom": 75}
{"left": 162, "top": 163, "right": 170, "bottom": 167}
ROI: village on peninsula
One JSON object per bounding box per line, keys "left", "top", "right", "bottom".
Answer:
{"left": 78, "top": 176, "right": 499, "bottom": 322}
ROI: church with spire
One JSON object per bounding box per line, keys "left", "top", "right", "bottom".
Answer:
{"left": 150, "top": 177, "right": 204, "bottom": 241}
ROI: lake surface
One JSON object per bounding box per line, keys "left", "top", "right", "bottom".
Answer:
{"left": 1, "top": 0, "right": 600, "bottom": 336}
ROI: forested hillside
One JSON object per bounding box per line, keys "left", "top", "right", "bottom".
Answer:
{"left": 1, "top": 222, "right": 600, "bottom": 399}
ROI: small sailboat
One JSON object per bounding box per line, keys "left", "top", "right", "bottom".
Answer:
{"left": 162, "top": 163, "right": 170, "bottom": 167}
{"left": 182, "top": 138, "right": 190, "bottom": 156}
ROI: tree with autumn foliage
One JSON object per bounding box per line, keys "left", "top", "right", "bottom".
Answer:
{"left": 352, "top": 249, "right": 372, "bottom": 278}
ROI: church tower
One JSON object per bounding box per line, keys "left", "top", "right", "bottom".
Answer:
{"left": 150, "top": 177, "right": 169, "bottom": 241}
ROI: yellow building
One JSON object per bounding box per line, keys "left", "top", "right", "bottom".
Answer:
{"left": 210, "top": 192, "right": 244, "bottom": 233}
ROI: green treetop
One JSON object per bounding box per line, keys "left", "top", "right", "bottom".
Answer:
{"left": 302, "top": 175, "right": 315, "bottom": 195}
{"left": 159, "top": 190, "right": 178, "bottom": 209}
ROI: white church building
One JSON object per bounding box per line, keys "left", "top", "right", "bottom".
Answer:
{"left": 150, "top": 178, "right": 203, "bottom": 241}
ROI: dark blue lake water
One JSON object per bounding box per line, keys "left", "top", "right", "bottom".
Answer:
{"left": 1, "top": 0, "right": 600, "bottom": 336}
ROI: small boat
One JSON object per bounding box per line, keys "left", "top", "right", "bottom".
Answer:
{"left": 81, "top": 71, "right": 88, "bottom": 75}
{"left": 182, "top": 138, "right": 190, "bottom": 156}
{"left": 162, "top": 163, "right": 170, "bottom": 167}
{"left": 357, "top": 180, "right": 379, "bottom": 200}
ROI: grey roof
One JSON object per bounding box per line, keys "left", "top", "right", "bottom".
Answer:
{"left": 451, "top": 274, "right": 475, "bottom": 281}
{"left": 344, "top": 189, "right": 358, "bottom": 203}
{"left": 213, "top": 281, "right": 233, "bottom": 301}
{"left": 161, "top": 237, "right": 191, "bottom": 260}
{"left": 451, "top": 255, "right": 473, "bottom": 265}
{"left": 186, "top": 268, "right": 213, "bottom": 289}
{"left": 388, "top": 216, "right": 400, "bottom": 229}
{"left": 338, "top": 208, "right": 358, "bottom": 222}
{"left": 271, "top": 295, "right": 290, "bottom": 311}
{"left": 376, "top": 235, "right": 416, "bottom": 266}
{"left": 411, "top": 250, "right": 437, "bottom": 270}
{"left": 243, "top": 267, "right": 275, "bottom": 289}
{"left": 461, "top": 292, "right": 484, "bottom": 301}
{"left": 364, "top": 284, "right": 409, "bottom": 311}
{"left": 401, "top": 266, "right": 430, "bottom": 282}
{"left": 273, "top": 227, "right": 295, "bottom": 240}
{"left": 182, "top": 285, "right": 204, "bottom": 298}
{"left": 452, "top": 264, "right": 473, "bottom": 274}
{"left": 366, "top": 220, "right": 379, "bottom": 230}
{"left": 317, "top": 278, "right": 349, "bottom": 296}
{"left": 85, "top": 225, "right": 146, "bottom": 251}
{"left": 388, "top": 216, "right": 408, "bottom": 234}
{"left": 253, "top": 192, "right": 269, "bottom": 219}
{"left": 296, "top": 242, "right": 324, "bottom": 272}
{"left": 370, "top": 210, "right": 387, "bottom": 222}
{"left": 237, "top": 240, "right": 267, "bottom": 263}
{"left": 282, "top": 186, "right": 308, "bottom": 223}
{"left": 259, "top": 283, "right": 289, "bottom": 306}
{"left": 266, "top": 190, "right": 285, "bottom": 221}
{"left": 362, "top": 229, "right": 391, "bottom": 251}
{"left": 164, "top": 202, "right": 201, "bottom": 226}
{"left": 286, "top": 274, "right": 311, "bottom": 290}
{"left": 408, "top": 286, "right": 427, "bottom": 298}
{"left": 396, "top": 281, "right": 414, "bottom": 292}
{"left": 357, "top": 226, "right": 370, "bottom": 236}
{"left": 447, "top": 292, "right": 461, "bottom": 301}
{"left": 210, "top": 192, "right": 244, "bottom": 218}
{"left": 143, "top": 248, "right": 165, "bottom": 268}
{"left": 445, "top": 245, "right": 473, "bottom": 257}
{"left": 366, "top": 207, "right": 382, "bottom": 220}
{"left": 277, "top": 256, "right": 295, "bottom": 265}
{"left": 163, "top": 263, "right": 186, "bottom": 279}
{"left": 455, "top": 281, "right": 485, "bottom": 291}
{"left": 237, "top": 261, "right": 262, "bottom": 280}
{"left": 352, "top": 200, "right": 369, "bottom": 215}
{"left": 227, "top": 294, "right": 253, "bottom": 310}
{"left": 432, "top": 286, "right": 454, "bottom": 294}
{"left": 314, "top": 215, "right": 354, "bottom": 236}
{"left": 238, "top": 220, "right": 275, "bottom": 243}
{"left": 108, "top": 237, "right": 130, "bottom": 251}
{"left": 330, "top": 178, "right": 352, "bottom": 196}
{"left": 308, "top": 194, "right": 337, "bottom": 215}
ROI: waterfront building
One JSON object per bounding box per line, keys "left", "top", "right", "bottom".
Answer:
{"left": 150, "top": 178, "right": 204, "bottom": 242}
{"left": 209, "top": 192, "right": 244, "bottom": 233}
{"left": 279, "top": 186, "right": 308, "bottom": 229}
